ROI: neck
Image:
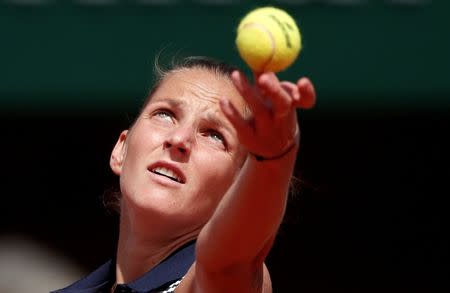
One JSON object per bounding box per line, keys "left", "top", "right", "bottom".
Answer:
{"left": 115, "top": 203, "right": 198, "bottom": 284}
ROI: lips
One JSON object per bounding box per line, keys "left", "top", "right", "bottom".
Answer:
{"left": 148, "top": 161, "right": 186, "bottom": 184}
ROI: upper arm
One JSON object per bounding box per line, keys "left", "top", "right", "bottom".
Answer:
{"left": 174, "top": 154, "right": 290, "bottom": 293}
{"left": 175, "top": 261, "right": 272, "bottom": 293}
{"left": 176, "top": 236, "right": 275, "bottom": 293}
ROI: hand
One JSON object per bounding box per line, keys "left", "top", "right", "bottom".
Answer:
{"left": 220, "top": 70, "right": 316, "bottom": 159}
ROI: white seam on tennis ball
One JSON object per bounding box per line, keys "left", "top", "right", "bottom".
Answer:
{"left": 240, "top": 22, "right": 275, "bottom": 72}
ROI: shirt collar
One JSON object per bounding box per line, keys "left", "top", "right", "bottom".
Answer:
{"left": 52, "top": 241, "right": 196, "bottom": 293}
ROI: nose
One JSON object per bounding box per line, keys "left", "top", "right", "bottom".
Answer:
{"left": 164, "top": 125, "right": 194, "bottom": 157}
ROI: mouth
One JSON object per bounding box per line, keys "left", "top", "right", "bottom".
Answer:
{"left": 148, "top": 162, "right": 186, "bottom": 184}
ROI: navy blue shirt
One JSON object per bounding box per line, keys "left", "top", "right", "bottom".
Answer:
{"left": 51, "top": 241, "right": 196, "bottom": 293}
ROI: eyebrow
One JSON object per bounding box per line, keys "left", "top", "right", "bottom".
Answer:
{"left": 153, "top": 96, "right": 234, "bottom": 136}
{"left": 204, "top": 112, "right": 234, "bottom": 136}
{"left": 155, "top": 97, "right": 187, "bottom": 108}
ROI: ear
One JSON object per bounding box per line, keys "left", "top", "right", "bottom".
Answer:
{"left": 110, "top": 130, "right": 128, "bottom": 176}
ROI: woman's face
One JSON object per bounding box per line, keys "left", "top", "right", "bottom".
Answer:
{"left": 110, "top": 68, "right": 247, "bottom": 236}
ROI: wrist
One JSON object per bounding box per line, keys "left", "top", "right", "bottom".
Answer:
{"left": 249, "top": 140, "right": 298, "bottom": 162}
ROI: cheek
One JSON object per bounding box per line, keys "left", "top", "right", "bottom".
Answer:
{"left": 119, "top": 133, "right": 163, "bottom": 189}
{"left": 125, "top": 130, "right": 166, "bottom": 161}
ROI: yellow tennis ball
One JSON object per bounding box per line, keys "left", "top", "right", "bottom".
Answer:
{"left": 236, "top": 7, "right": 302, "bottom": 73}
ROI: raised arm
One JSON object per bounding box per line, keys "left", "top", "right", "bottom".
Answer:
{"left": 182, "top": 71, "right": 316, "bottom": 293}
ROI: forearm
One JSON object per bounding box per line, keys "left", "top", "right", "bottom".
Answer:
{"left": 196, "top": 144, "right": 298, "bottom": 270}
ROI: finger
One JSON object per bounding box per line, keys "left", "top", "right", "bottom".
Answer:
{"left": 219, "top": 97, "right": 255, "bottom": 145}
{"left": 295, "top": 77, "right": 316, "bottom": 109}
{"left": 230, "top": 71, "right": 268, "bottom": 118}
{"left": 280, "top": 81, "right": 300, "bottom": 102}
{"left": 257, "top": 72, "right": 292, "bottom": 118}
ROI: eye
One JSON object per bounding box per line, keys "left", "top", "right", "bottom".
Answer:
{"left": 153, "top": 109, "right": 175, "bottom": 122}
{"left": 206, "top": 130, "right": 227, "bottom": 146}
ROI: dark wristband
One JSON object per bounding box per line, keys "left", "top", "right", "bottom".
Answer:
{"left": 250, "top": 142, "right": 298, "bottom": 161}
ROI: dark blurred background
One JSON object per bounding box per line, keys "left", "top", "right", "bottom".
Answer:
{"left": 1, "top": 0, "right": 449, "bottom": 292}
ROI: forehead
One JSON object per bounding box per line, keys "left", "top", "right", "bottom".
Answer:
{"left": 150, "top": 68, "right": 247, "bottom": 115}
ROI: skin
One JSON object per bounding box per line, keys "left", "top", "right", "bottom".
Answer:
{"left": 110, "top": 67, "right": 316, "bottom": 292}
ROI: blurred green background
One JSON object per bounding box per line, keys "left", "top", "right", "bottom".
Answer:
{"left": 1, "top": 0, "right": 448, "bottom": 113}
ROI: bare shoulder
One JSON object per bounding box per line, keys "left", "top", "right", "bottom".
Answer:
{"left": 262, "top": 262, "right": 273, "bottom": 293}
{"left": 175, "top": 262, "right": 272, "bottom": 293}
